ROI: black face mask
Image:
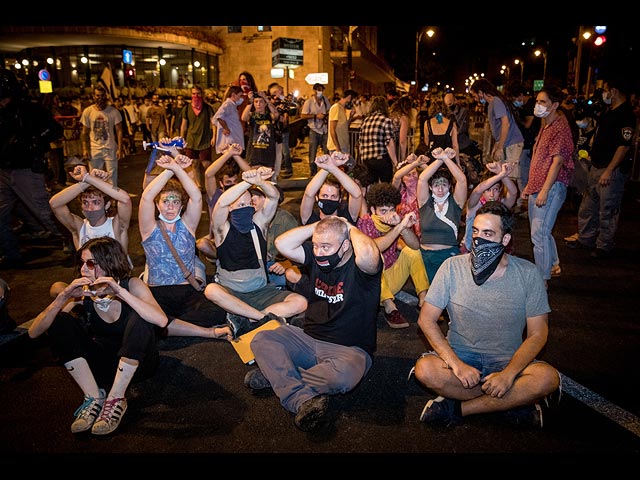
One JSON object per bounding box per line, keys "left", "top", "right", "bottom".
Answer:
{"left": 318, "top": 199, "right": 340, "bottom": 215}
{"left": 345, "top": 101, "right": 353, "bottom": 110}
{"left": 470, "top": 236, "right": 505, "bottom": 285}
{"left": 314, "top": 240, "right": 345, "bottom": 273}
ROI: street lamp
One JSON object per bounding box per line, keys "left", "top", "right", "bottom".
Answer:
{"left": 414, "top": 27, "right": 435, "bottom": 95}
{"left": 534, "top": 49, "right": 547, "bottom": 82}
{"left": 574, "top": 26, "right": 593, "bottom": 93}
{"left": 514, "top": 58, "right": 524, "bottom": 83}
{"left": 500, "top": 64, "right": 511, "bottom": 82}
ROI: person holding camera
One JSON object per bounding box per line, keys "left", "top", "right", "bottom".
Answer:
{"left": 268, "top": 82, "right": 294, "bottom": 179}
{"left": 301, "top": 83, "right": 331, "bottom": 176}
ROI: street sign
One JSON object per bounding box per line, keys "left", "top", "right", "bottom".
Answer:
{"left": 305, "top": 72, "right": 328, "bottom": 85}
{"left": 123, "top": 49, "right": 132, "bottom": 65}
{"left": 272, "top": 37, "right": 303, "bottom": 68}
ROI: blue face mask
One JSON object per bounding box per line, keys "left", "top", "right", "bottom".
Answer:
{"left": 479, "top": 98, "right": 487, "bottom": 105}
{"left": 230, "top": 206, "right": 255, "bottom": 233}
{"left": 513, "top": 100, "right": 523, "bottom": 108}
{"left": 158, "top": 212, "right": 181, "bottom": 224}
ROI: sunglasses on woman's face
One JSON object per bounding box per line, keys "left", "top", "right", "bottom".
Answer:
{"left": 79, "top": 258, "right": 98, "bottom": 270}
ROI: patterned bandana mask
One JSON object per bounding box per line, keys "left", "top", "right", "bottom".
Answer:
{"left": 470, "top": 236, "right": 505, "bottom": 286}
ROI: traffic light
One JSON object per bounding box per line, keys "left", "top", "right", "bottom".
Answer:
{"left": 594, "top": 35, "right": 606, "bottom": 47}
{"left": 125, "top": 65, "right": 136, "bottom": 79}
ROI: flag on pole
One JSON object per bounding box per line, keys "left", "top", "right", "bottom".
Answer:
{"left": 98, "top": 64, "right": 119, "bottom": 102}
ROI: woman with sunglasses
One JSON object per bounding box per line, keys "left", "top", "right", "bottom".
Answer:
{"left": 28, "top": 236, "right": 168, "bottom": 436}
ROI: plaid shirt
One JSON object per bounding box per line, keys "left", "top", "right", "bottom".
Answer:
{"left": 358, "top": 113, "right": 395, "bottom": 161}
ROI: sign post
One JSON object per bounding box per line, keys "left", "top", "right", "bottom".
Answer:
{"left": 272, "top": 37, "right": 303, "bottom": 94}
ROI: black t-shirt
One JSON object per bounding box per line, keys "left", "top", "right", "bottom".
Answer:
{"left": 590, "top": 101, "right": 635, "bottom": 172}
{"left": 514, "top": 97, "right": 541, "bottom": 150}
{"left": 300, "top": 241, "right": 382, "bottom": 356}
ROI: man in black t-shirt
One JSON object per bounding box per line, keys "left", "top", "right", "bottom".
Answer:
{"left": 247, "top": 216, "right": 382, "bottom": 432}
{"left": 566, "top": 75, "right": 636, "bottom": 258}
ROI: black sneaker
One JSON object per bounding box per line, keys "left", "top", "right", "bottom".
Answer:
{"left": 226, "top": 313, "right": 252, "bottom": 339}
{"left": 503, "top": 403, "right": 544, "bottom": 428}
{"left": 294, "top": 395, "right": 329, "bottom": 431}
{"left": 565, "top": 239, "right": 590, "bottom": 250}
{"left": 419, "top": 396, "right": 463, "bottom": 427}
{"left": 244, "top": 368, "right": 272, "bottom": 390}
{"left": 590, "top": 248, "right": 612, "bottom": 259}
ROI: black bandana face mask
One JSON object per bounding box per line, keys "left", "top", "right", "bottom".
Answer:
{"left": 470, "top": 236, "right": 505, "bottom": 286}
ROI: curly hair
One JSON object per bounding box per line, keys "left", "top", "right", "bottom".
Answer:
{"left": 365, "top": 182, "right": 401, "bottom": 208}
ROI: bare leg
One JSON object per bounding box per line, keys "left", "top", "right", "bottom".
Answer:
{"left": 166, "top": 318, "right": 231, "bottom": 340}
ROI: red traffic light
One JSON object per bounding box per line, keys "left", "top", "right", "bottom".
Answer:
{"left": 125, "top": 65, "right": 136, "bottom": 78}
{"left": 594, "top": 35, "right": 606, "bottom": 47}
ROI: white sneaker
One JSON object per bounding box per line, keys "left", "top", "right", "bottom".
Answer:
{"left": 71, "top": 388, "right": 106, "bottom": 433}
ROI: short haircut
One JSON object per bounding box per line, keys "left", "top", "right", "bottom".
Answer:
{"left": 476, "top": 201, "right": 515, "bottom": 235}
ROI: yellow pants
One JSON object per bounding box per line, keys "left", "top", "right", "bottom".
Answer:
{"left": 380, "top": 247, "right": 429, "bottom": 304}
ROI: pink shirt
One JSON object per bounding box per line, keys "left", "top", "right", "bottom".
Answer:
{"left": 525, "top": 114, "right": 575, "bottom": 194}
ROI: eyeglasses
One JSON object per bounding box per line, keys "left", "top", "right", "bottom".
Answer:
{"left": 79, "top": 258, "right": 98, "bottom": 270}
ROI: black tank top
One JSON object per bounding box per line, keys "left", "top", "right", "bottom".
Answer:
{"left": 427, "top": 118, "right": 454, "bottom": 152}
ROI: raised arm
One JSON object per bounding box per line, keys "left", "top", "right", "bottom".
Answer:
{"left": 346, "top": 219, "right": 382, "bottom": 275}
{"left": 275, "top": 222, "right": 316, "bottom": 265}
{"left": 300, "top": 162, "right": 330, "bottom": 224}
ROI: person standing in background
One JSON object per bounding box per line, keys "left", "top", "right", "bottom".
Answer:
{"left": 301, "top": 83, "right": 331, "bottom": 176}
{"left": 566, "top": 74, "right": 636, "bottom": 259}
{"left": 0, "top": 68, "right": 65, "bottom": 269}
{"left": 358, "top": 95, "right": 398, "bottom": 183}
{"left": 521, "top": 85, "right": 575, "bottom": 287}
{"left": 268, "top": 82, "right": 294, "bottom": 179}
{"left": 80, "top": 85, "right": 123, "bottom": 188}
{"left": 146, "top": 94, "right": 168, "bottom": 143}
{"left": 469, "top": 79, "right": 524, "bottom": 183}
{"left": 327, "top": 89, "right": 359, "bottom": 156}
{"left": 180, "top": 85, "right": 216, "bottom": 190}
{"left": 509, "top": 84, "right": 541, "bottom": 215}
{"left": 138, "top": 96, "right": 152, "bottom": 145}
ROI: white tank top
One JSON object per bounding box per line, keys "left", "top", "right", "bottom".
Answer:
{"left": 79, "top": 217, "right": 116, "bottom": 247}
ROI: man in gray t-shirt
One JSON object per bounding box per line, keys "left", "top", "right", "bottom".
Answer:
{"left": 412, "top": 201, "right": 560, "bottom": 428}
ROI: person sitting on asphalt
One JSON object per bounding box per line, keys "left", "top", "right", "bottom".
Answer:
{"left": 204, "top": 166, "right": 307, "bottom": 338}
{"left": 461, "top": 162, "right": 517, "bottom": 254}
{"left": 248, "top": 183, "right": 299, "bottom": 288}
{"left": 138, "top": 142, "right": 229, "bottom": 339}
{"left": 49, "top": 164, "right": 133, "bottom": 257}
{"left": 244, "top": 215, "right": 383, "bottom": 431}
{"left": 28, "top": 236, "right": 168, "bottom": 436}
{"left": 49, "top": 164, "right": 134, "bottom": 302}
{"left": 356, "top": 181, "right": 428, "bottom": 329}
{"left": 411, "top": 201, "right": 561, "bottom": 428}
{"left": 196, "top": 143, "right": 250, "bottom": 263}
{"left": 300, "top": 151, "right": 362, "bottom": 226}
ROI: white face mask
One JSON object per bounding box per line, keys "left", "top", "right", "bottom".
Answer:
{"left": 576, "top": 120, "right": 589, "bottom": 129}
{"left": 159, "top": 213, "right": 181, "bottom": 224}
{"left": 316, "top": 91, "right": 323, "bottom": 98}
{"left": 602, "top": 91, "right": 613, "bottom": 105}
{"left": 534, "top": 103, "right": 550, "bottom": 118}
{"left": 235, "top": 98, "right": 244, "bottom": 106}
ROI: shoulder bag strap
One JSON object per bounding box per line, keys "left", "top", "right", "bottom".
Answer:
{"left": 156, "top": 221, "right": 202, "bottom": 290}
{"left": 250, "top": 228, "right": 268, "bottom": 280}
